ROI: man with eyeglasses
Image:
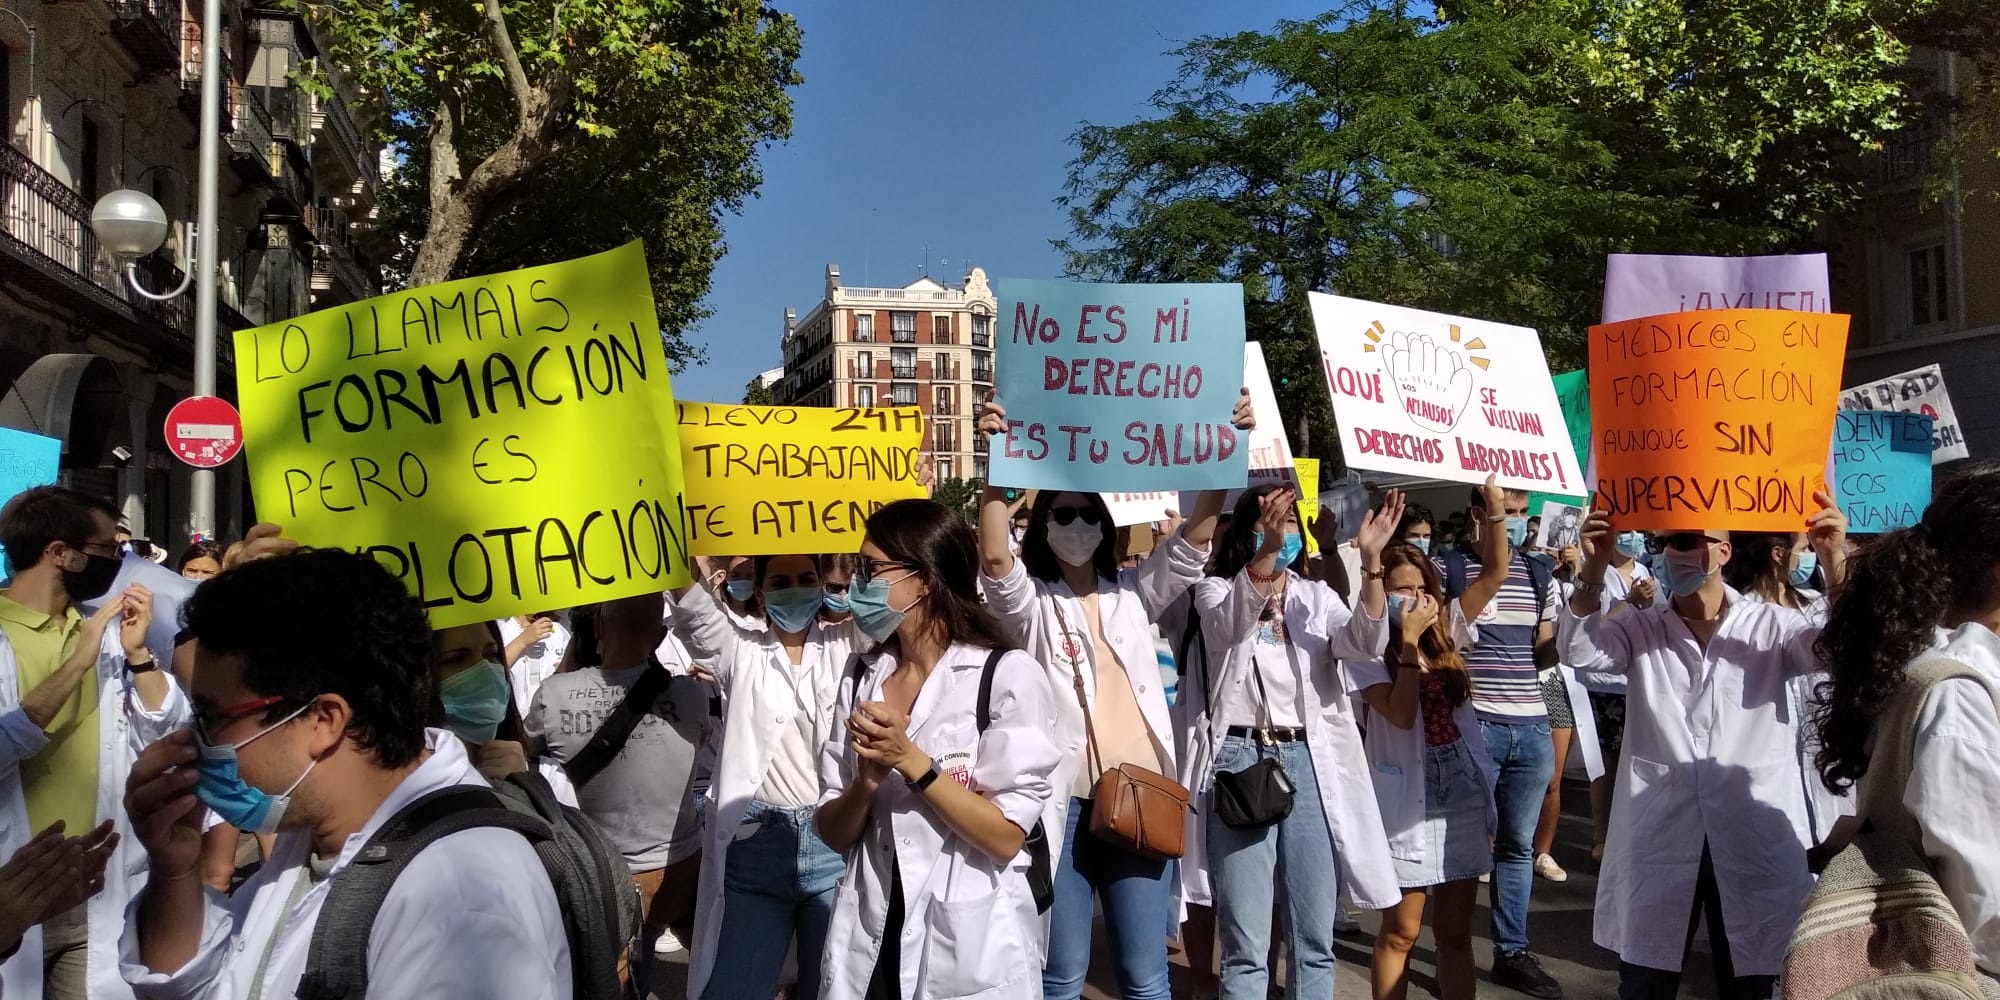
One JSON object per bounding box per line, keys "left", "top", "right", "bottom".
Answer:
{"left": 1562, "top": 498, "right": 1847, "bottom": 1000}
{"left": 119, "top": 547, "right": 571, "bottom": 999}
{"left": 0, "top": 485, "right": 182, "bottom": 1000}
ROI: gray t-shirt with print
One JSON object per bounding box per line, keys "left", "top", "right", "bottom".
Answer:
{"left": 524, "top": 664, "right": 708, "bottom": 871}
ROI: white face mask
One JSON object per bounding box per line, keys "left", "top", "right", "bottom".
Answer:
{"left": 1045, "top": 520, "right": 1101, "bottom": 568}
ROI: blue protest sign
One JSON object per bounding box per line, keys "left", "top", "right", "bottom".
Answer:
{"left": 989, "top": 278, "right": 1247, "bottom": 491}
{"left": 0, "top": 427, "right": 62, "bottom": 575}
{"left": 1834, "top": 410, "right": 1933, "bottom": 533}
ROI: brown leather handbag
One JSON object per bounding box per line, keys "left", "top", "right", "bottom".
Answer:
{"left": 1055, "top": 603, "right": 1190, "bottom": 861}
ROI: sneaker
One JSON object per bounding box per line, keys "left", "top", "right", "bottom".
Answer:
{"left": 1534, "top": 853, "right": 1569, "bottom": 882}
{"left": 1479, "top": 871, "right": 1491, "bottom": 883}
{"left": 1334, "top": 907, "right": 1361, "bottom": 934}
{"left": 1494, "top": 951, "right": 1564, "bottom": 999}
{"left": 653, "top": 927, "right": 687, "bottom": 957}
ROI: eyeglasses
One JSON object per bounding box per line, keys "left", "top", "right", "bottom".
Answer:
{"left": 71, "top": 538, "right": 120, "bottom": 559}
{"left": 1049, "top": 507, "right": 1103, "bottom": 527}
{"left": 192, "top": 694, "right": 290, "bottom": 746}
{"left": 855, "top": 556, "right": 915, "bottom": 587}
{"left": 822, "top": 582, "right": 850, "bottom": 595}
{"left": 1646, "top": 532, "right": 1724, "bottom": 554}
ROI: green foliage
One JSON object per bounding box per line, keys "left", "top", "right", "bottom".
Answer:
{"left": 300, "top": 0, "right": 801, "bottom": 369}
{"left": 742, "top": 373, "right": 775, "bottom": 406}
{"left": 1060, "top": 0, "right": 1944, "bottom": 469}
{"left": 931, "top": 477, "right": 981, "bottom": 522}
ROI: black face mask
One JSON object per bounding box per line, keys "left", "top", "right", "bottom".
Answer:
{"left": 61, "top": 551, "right": 121, "bottom": 602}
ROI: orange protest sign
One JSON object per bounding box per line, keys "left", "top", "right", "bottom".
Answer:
{"left": 1587, "top": 309, "right": 1848, "bottom": 532}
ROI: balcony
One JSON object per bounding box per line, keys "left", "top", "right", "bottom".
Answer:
{"left": 933, "top": 433, "right": 956, "bottom": 452}
{"left": 110, "top": 0, "right": 184, "bottom": 74}
{"left": 934, "top": 400, "right": 955, "bottom": 415}
{"left": 313, "top": 215, "right": 376, "bottom": 300}
{"left": 228, "top": 83, "right": 276, "bottom": 185}
{"left": 972, "top": 331, "right": 991, "bottom": 347}
{"left": 1881, "top": 127, "right": 1936, "bottom": 186}
{"left": 892, "top": 329, "right": 916, "bottom": 344}
{"left": 973, "top": 435, "right": 990, "bottom": 454}
{"left": 935, "top": 364, "right": 959, "bottom": 380}
{"left": 312, "top": 90, "right": 379, "bottom": 197}
{"left": 267, "top": 145, "right": 310, "bottom": 216}
{"left": 178, "top": 42, "right": 228, "bottom": 125}
{"left": 891, "top": 364, "right": 917, "bottom": 379}
{"left": 971, "top": 366, "right": 993, "bottom": 383}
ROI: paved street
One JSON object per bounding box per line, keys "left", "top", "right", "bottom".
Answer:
{"left": 654, "top": 774, "right": 1723, "bottom": 999}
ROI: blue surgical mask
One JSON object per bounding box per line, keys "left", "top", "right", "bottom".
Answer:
{"left": 194, "top": 703, "right": 318, "bottom": 836}
{"left": 849, "top": 573, "right": 916, "bottom": 643}
{"left": 1505, "top": 517, "right": 1529, "bottom": 549}
{"left": 1254, "top": 531, "right": 1305, "bottom": 569}
{"left": 725, "top": 579, "right": 754, "bottom": 603}
{"left": 1656, "top": 550, "right": 1714, "bottom": 598}
{"left": 1790, "top": 552, "right": 1818, "bottom": 588}
{"left": 765, "top": 586, "right": 824, "bottom": 634}
{"left": 440, "top": 660, "right": 510, "bottom": 746}
{"left": 822, "top": 590, "right": 851, "bottom": 614}
{"left": 1615, "top": 532, "right": 1647, "bottom": 559}
{"left": 1407, "top": 537, "right": 1430, "bottom": 555}
{"left": 1386, "top": 592, "right": 1413, "bottom": 628}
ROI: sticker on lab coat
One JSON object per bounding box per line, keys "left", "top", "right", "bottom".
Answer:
{"left": 938, "top": 749, "right": 974, "bottom": 789}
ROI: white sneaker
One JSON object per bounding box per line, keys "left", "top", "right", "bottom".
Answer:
{"left": 1534, "top": 852, "right": 1569, "bottom": 883}
{"left": 1479, "top": 871, "right": 1491, "bottom": 883}
{"left": 1334, "top": 907, "right": 1361, "bottom": 934}
{"left": 653, "top": 927, "right": 687, "bottom": 957}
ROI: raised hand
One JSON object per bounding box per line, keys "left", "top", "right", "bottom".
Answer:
{"left": 1383, "top": 330, "right": 1475, "bottom": 433}
{"left": 1356, "top": 489, "right": 1407, "bottom": 559}
{"left": 1230, "top": 388, "right": 1255, "bottom": 431}
{"left": 1400, "top": 592, "right": 1441, "bottom": 644}
{"left": 977, "top": 395, "right": 1006, "bottom": 437}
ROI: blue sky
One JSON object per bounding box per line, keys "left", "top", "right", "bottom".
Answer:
{"left": 672, "top": 0, "right": 1320, "bottom": 403}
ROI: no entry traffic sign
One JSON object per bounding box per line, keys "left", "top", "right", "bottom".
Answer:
{"left": 164, "top": 395, "right": 243, "bottom": 469}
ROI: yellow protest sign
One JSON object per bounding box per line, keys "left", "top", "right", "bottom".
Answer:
{"left": 233, "top": 241, "right": 691, "bottom": 627}
{"left": 1294, "top": 458, "right": 1322, "bottom": 554}
{"left": 675, "top": 402, "right": 926, "bottom": 556}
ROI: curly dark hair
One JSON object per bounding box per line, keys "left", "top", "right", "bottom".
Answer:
{"left": 184, "top": 548, "right": 435, "bottom": 768}
{"left": 1396, "top": 503, "right": 1435, "bottom": 540}
{"left": 1211, "top": 485, "right": 1305, "bottom": 580}
{"left": 1020, "top": 490, "right": 1118, "bottom": 585}
{"left": 864, "top": 498, "right": 1018, "bottom": 655}
{"left": 1813, "top": 460, "right": 2000, "bottom": 794}
{"left": 178, "top": 538, "right": 226, "bottom": 574}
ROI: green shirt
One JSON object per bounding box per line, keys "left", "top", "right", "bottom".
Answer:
{"left": 0, "top": 592, "right": 95, "bottom": 835}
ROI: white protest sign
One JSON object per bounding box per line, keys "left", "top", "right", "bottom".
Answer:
{"left": 1839, "top": 364, "right": 1968, "bottom": 463}
{"left": 1101, "top": 491, "right": 1180, "bottom": 527}
{"left": 1603, "top": 253, "right": 1831, "bottom": 323}
{"left": 1178, "top": 341, "right": 1298, "bottom": 513}
{"left": 1310, "top": 294, "right": 1581, "bottom": 494}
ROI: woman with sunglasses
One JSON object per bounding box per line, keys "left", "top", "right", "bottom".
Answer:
{"left": 1561, "top": 497, "right": 1846, "bottom": 1000}
{"left": 971, "top": 394, "right": 1248, "bottom": 1000}
{"left": 670, "top": 552, "right": 859, "bottom": 1000}
{"left": 815, "top": 499, "right": 1060, "bottom": 1000}
{"left": 820, "top": 554, "right": 856, "bottom": 627}
{"left": 1184, "top": 482, "right": 1405, "bottom": 1000}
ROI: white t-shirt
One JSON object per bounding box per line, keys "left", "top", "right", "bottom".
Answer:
{"left": 1220, "top": 609, "right": 1305, "bottom": 729}
{"left": 498, "top": 616, "right": 571, "bottom": 717}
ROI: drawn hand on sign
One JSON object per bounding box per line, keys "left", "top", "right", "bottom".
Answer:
{"left": 1382, "top": 330, "right": 1475, "bottom": 433}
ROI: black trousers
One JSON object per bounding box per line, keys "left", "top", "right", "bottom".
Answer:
{"left": 1616, "top": 841, "right": 1778, "bottom": 1000}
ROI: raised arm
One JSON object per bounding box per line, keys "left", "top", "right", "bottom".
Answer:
{"left": 975, "top": 398, "right": 1018, "bottom": 582}
{"left": 1807, "top": 489, "right": 1850, "bottom": 593}
{"left": 1456, "top": 475, "right": 1511, "bottom": 622}
{"left": 1559, "top": 508, "right": 1631, "bottom": 673}
{"left": 1359, "top": 592, "right": 1438, "bottom": 730}
{"left": 1179, "top": 388, "right": 1256, "bottom": 552}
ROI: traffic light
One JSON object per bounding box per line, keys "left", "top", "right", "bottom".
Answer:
{"left": 1004, "top": 488, "right": 1021, "bottom": 502}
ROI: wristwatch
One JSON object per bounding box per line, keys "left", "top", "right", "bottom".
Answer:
{"left": 905, "top": 759, "right": 941, "bottom": 793}
{"left": 127, "top": 649, "right": 158, "bottom": 674}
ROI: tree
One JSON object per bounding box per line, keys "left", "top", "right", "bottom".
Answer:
{"left": 742, "top": 373, "right": 775, "bottom": 406}
{"left": 931, "top": 477, "right": 980, "bottom": 522}
{"left": 1059, "top": 1, "right": 1942, "bottom": 466}
{"left": 304, "top": 0, "right": 801, "bottom": 367}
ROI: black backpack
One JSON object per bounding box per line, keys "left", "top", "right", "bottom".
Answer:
{"left": 296, "top": 770, "right": 642, "bottom": 1000}
{"left": 845, "top": 647, "right": 1054, "bottom": 913}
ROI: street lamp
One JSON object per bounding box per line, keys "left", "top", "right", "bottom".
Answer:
{"left": 86, "top": 0, "right": 224, "bottom": 541}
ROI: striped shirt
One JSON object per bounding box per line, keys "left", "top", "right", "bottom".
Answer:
{"left": 1461, "top": 550, "right": 1559, "bottom": 723}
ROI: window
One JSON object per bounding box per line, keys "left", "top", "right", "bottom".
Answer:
{"left": 972, "top": 314, "right": 991, "bottom": 347}
{"left": 79, "top": 118, "right": 101, "bottom": 202}
{"left": 1908, "top": 244, "right": 1949, "bottom": 329}
{"left": 933, "top": 315, "right": 953, "bottom": 343}
{"left": 854, "top": 313, "right": 873, "bottom": 341}
{"left": 855, "top": 350, "right": 872, "bottom": 377}
{"left": 891, "top": 347, "right": 916, "bottom": 379}
{"left": 971, "top": 349, "right": 993, "bottom": 382}
{"left": 934, "top": 424, "right": 955, "bottom": 452}
{"left": 938, "top": 458, "right": 954, "bottom": 482}
{"left": 891, "top": 382, "right": 916, "bottom": 406}
{"left": 974, "top": 457, "right": 988, "bottom": 481}
{"left": 856, "top": 385, "right": 874, "bottom": 407}
{"left": 936, "top": 386, "right": 953, "bottom": 415}
{"left": 892, "top": 311, "right": 916, "bottom": 343}
{"left": 934, "top": 352, "right": 953, "bottom": 378}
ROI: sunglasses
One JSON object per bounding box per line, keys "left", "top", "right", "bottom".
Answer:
{"left": 192, "top": 694, "right": 291, "bottom": 746}
{"left": 1049, "top": 507, "right": 1103, "bottom": 527}
{"left": 855, "top": 556, "right": 915, "bottom": 587}
{"left": 1645, "top": 532, "right": 1724, "bottom": 554}
{"left": 822, "top": 582, "right": 850, "bottom": 595}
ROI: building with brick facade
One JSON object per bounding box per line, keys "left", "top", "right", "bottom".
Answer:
{"left": 777, "top": 264, "right": 997, "bottom": 483}
{"left": 0, "top": 0, "right": 381, "bottom": 544}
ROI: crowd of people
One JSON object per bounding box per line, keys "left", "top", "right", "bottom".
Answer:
{"left": 0, "top": 393, "right": 1997, "bottom": 1000}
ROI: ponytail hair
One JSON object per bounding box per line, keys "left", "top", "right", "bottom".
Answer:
{"left": 1814, "top": 460, "right": 2000, "bottom": 793}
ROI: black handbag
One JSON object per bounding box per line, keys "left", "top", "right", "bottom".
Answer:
{"left": 1210, "top": 642, "right": 1296, "bottom": 830}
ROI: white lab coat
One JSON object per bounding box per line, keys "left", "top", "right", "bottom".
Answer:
{"left": 980, "top": 533, "right": 1205, "bottom": 848}
{"left": 1569, "top": 560, "right": 1660, "bottom": 696}
{"left": 119, "top": 731, "right": 570, "bottom": 999}
{"left": 1906, "top": 621, "right": 2000, "bottom": 974}
{"left": 672, "top": 585, "right": 858, "bottom": 999}
{"left": 1349, "top": 604, "right": 1498, "bottom": 866}
{"left": 1543, "top": 575, "right": 1605, "bottom": 780}
{"left": 816, "top": 644, "right": 1061, "bottom": 1000}
{"left": 498, "top": 615, "right": 571, "bottom": 717}
{"left": 1558, "top": 589, "right": 1819, "bottom": 975}
{"left": 1178, "top": 570, "right": 1400, "bottom": 911}
{"left": 0, "top": 622, "right": 189, "bottom": 1000}
{"left": 1738, "top": 589, "right": 1850, "bottom": 847}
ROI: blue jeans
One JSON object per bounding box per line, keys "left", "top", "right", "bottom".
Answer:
{"left": 1207, "top": 736, "right": 1339, "bottom": 1000}
{"left": 1042, "top": 796, "right": 1174, "bottom": 1000}
{"left": 705, "top": 801, "right": 844, "bottom": 1000}
{"left": 1480, "top": 718, "right": 1554, "bottom": 958}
